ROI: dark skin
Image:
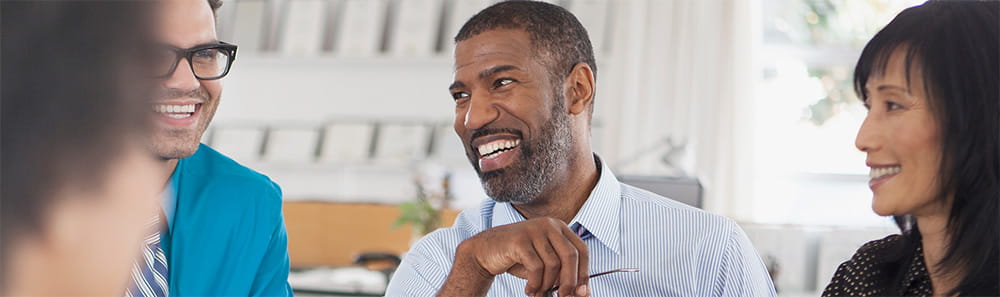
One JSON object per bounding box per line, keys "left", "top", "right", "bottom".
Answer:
{"left": 440, "top": 29, "right": 599, "bottom": 297}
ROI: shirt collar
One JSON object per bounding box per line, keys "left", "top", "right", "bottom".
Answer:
{"left": 161, "top": 163, "right": 179, "bottom": 234}
{"left": 491, "top": 154, "right": 623, "bottom": 254}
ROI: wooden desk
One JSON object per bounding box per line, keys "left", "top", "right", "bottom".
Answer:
{"left": 283, "top": 201, "right": 460, "bottom": 268}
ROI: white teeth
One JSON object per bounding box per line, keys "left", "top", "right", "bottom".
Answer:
{"left": 477, "top": 139, "right": 522, "bottom": 158}
{"left": 153, "top": 104, "right": 196, "bottom": 114}
{"left": 165, "top": 113, "right": 191, "bottom": 119}
{"left": 869, "top": 166, "right": 901, "bottom": 179}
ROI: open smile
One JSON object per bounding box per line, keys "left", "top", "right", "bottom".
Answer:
{"left": 152, "top": 103, "right": 202, "bottom": 126}
{"left": 478, "top": 139, "right": 521, "bottom": 159}
{"left": 868, "top": 165, "right": 901, "bottom": 190}
{"left": 471, "top": 133, "right": 523, "bottom": 173}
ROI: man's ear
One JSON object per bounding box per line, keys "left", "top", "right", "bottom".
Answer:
{"left": 564, "top": 62, "right": 595, "bottom": 116}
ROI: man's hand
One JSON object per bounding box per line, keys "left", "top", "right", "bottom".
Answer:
{"left": 436, "top": 218, "right": 590, "bottom": 297}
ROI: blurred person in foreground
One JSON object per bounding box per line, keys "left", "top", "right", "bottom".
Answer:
{"left": 142, "top": 0, "right": 292, "bottom": 295}
{"left": 822, "top": 1, "right": 999, "bottom": 296}
{"left": 385, "top": 1, "right": 776, "bottom": 296}
{"left": 0, "top": 1, "right": 164, "bottom": 296}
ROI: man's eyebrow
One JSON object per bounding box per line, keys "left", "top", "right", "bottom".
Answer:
{"left": 449, "top": 65, "right": 521, "bottom": 90}
{"left": 159, "top": 40, "right": 222, "bottom": 49}
{"left": 479, "top": 65, "right": 520, "bottom": 80}
{"left": 193, "top": 40, "right": 223, "bottom": 48}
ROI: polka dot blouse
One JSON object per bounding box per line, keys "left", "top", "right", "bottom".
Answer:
{"left": 822, "top": 234, "right": 932, "bottom": 297}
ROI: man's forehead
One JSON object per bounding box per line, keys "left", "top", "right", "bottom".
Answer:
{"left": 454, "top": 29, "right": 536, "bottom": 72}
{"left": 155, "top": 0, "right": 217, "bottom": 48}
{"left": 454, "top": 51, "right": 528, "bottom": 71}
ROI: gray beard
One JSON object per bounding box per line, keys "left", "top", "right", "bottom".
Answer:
{"left": 480, "top": 98, "right": 574, "bottom": 204}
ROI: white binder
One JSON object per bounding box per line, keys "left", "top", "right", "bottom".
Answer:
{"left": 319, "top": 123, "right": 375, "bottom": 163}
{"left": 375, "top": 124, "right": 430, "bottom": 163}
{"left": 389, "top": 0, "right": 442, "bottom": 57}
{"left": 280, "top": 0, "right": 329, "bottom": 55}
{"left": 210, "top": 127, "right": 265, "bottom": 162}
{"left": 335, "top": 0, "right": 389, "bottom": 57}
{"left": 264, "top": 128, "right": 320, "bottom": 163}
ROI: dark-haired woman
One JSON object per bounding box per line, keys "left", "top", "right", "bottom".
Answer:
{"left": 822, "top": 1, "right": 998, "bottom": 296}
{"left": 1, "top": 1, "right": 164, "bottom": 296}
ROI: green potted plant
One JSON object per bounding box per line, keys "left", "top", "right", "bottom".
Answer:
{"left": 394, "top": 172, "right": 450, "bottom": 242}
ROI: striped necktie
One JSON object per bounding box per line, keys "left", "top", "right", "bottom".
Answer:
{"left": 570, "top": 222, "right": 593, "bottom": 240}
{"left": 124, "top": 212, "right": 168, "bottom": 297}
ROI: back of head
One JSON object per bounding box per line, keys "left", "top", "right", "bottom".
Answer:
{"left": 853, "top": 0, "right": 999, "bottom": 294}
{"left": 455, "top": 0, "right": 597, "bottom": 106}
{"left": 0, "top": 0, "right": 154, "bottom": 285}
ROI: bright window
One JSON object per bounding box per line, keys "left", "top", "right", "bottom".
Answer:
{"left": 750, "top": 0, "right": 924, "bottom": 226}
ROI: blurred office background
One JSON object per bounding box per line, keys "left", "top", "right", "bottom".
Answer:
{"left": 202, "top": 0, "right": 923, "bottom": 295}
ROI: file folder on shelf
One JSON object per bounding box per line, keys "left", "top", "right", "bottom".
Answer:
{"left": 389, "top": 0, "right": 442, "bottom": 57}
{"left": 335, "top": 0, "right": 389, "bottom": 57}
{"left": 280, "top": 0, "right": 329, "bottom": 55}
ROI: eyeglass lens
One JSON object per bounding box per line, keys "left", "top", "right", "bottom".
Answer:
{"left": 190, "top": 48, "right": 230, "bottom": 78}
{"left": 153, "top": 47, "right": 231, "bottom": 79}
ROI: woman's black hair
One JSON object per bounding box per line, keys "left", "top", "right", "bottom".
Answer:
{"left": 0, "top": 0, "right": 154, "bottom": 286}
{"left": 853, "top": 0, "right": 999, "bottom": 295}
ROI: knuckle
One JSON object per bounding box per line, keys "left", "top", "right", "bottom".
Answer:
{"left": 524, "top": 260, "right": 542, "bottom": 270}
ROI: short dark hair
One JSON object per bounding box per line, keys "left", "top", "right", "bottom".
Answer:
{"left": 455, "top": 0, "right": 597, "bottom": 114}
{"left": 0, "top": 0, "right": 154, "bottom": 282}
{"left": 207, "top": 0, "right": 222, "bottom": 15}
{"left": 854, "top": 0, "right": 998, "bottom": 294}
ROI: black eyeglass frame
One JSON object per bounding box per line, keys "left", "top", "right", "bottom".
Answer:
{"left": 154, "top": 41, "right": 238, "bottom": 80}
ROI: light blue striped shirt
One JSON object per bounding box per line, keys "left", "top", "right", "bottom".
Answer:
{"left": 386, "top": 156, "right": 776, "bottom": 296}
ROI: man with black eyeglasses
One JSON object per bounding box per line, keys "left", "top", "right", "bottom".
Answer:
{"left": 131, "top": 0, "right": 293, "bottom": 296}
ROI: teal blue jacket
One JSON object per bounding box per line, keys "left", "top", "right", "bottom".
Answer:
{"left": 162, "top": 144, "right": 292, "bottom": 296}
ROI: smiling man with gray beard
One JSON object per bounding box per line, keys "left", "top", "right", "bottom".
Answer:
{"left": 385, "top": 1, "right": 776, "bottom": 297}
{"left": 473, "top": 87, "right": 573, "bottom": 204}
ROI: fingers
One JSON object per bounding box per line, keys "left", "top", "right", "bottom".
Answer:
{"left": 547, "top": 233, "right": 580, "bottom": 297}
{"left": 516, "top": 247, "right": 545, "bottom": 297}
{"left": 575, "top": 237, "right": 590, "bottom": 296}
{"left": 560, "top": 226, "right": 590, "bottom": 297}
{"left": 484, "top": 218, "right": 590, "bottom": 297}
{"left": 530, "top": 235, "right": 562, "bottom": 297}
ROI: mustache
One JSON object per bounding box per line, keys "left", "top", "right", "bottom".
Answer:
{"left": 157, "top": 87, "right": 210, "bottom": 101}
{"left": 469, "top": 128, "right": 523, "bottom": 143}
{"left": 470, "top": 128, "right": 524, "bottom": 139}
